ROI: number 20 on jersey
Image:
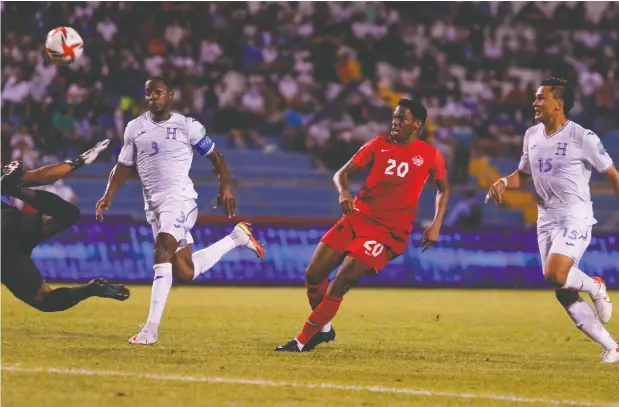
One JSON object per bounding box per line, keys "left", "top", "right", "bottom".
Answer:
{"left": 384, "top": 159, "right": 409, "bottom": 177}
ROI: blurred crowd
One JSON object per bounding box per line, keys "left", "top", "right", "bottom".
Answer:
{"left": 2, "top": 2, "right": 618, "bottom": 185}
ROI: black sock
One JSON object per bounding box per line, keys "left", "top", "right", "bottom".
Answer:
{"left": 14, "top": 189, "right": 80, "bottom": 225}
{"left": 36, "top": 286, "right": 94, "bottom": 312}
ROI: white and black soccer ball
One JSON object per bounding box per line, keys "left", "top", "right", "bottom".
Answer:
{"left": 45, "top": 26, "right": 84, "bottom": 65}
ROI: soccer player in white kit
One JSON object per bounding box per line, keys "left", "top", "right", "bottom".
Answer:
{"left": 95, "top": 77, "right": 265, "bottom": 345}
{"left": 486, "top": 77, "right": 619, "bottom": 364}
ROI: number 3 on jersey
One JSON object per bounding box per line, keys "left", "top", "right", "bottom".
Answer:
{"left": 363, "top": 240, "right": 384, "bottom": 257}
{"left": 384, "top": 159, "right": 409, "bottom": 177}
{"left": 148, "top": 141, "right": 159, "bottom": 157}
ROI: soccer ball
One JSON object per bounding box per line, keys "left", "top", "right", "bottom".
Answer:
{"left": 45, "top": 27, "right": 84, "bottom": 65}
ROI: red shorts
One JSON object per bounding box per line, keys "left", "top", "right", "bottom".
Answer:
{"left": 320, "top": 211, "right": 410, "bottom": 271}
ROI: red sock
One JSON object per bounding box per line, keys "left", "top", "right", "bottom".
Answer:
{"left": 306, "top": 279, "right": 328, "bottom": 310}
{"left": 296, "top": 294, "right": 342, "bottom": 345}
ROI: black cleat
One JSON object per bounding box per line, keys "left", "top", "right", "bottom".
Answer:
{"left": 303, "top": 327, "right": 336, "bottom": 351}
{"left": 87, "top": 278, "right": 130, "bottom": 301}
{"left": 275, "top": 339, "right": 304, "bottom": 352}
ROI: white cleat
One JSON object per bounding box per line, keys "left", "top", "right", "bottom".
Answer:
{"left": 590, "top": 276, "right": 612, "bottom": 324}
{"left": 601, "top": 344, "right": 619, "bottom": 364}
{"left": 128, "top": 324, "right": 158, "bottom": 345}
{"left": 234, "top": 222, "right": 265, "bottom": 260}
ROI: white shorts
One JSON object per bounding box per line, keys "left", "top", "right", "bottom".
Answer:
{"left": 537, "top": 221, "right": 592, "bottom": 275}
{"left": 146, "top": 198, "right": 198, "bottom": 249}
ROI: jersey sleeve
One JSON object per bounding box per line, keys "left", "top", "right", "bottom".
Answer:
{"left": 518, "top": 131, "right": 532, "bottom": 175}
{"left": 118, "top": 121, "right": 136, "bottom": 166}
{"left": 188, "top": 118, "right": 215, "bottom": 156}
{"left": 430, "top": 148, "right": 447, "bottom": 180}
{"left": 351, "top": 138, "right": 378, "bottom": 169}
{"left": 582, "top": 130, "right": 613, "bottom": 173}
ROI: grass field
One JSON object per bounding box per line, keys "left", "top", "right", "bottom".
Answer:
{"left": 2, "top": 286, "right": 618, "bottom": 407}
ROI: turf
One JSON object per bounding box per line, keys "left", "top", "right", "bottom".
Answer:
{"left": 2, "top": 286, "right": 618, "bottom": 407}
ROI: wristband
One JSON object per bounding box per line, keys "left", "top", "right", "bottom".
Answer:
{"left": 64, "top": 156, "right": 86, "bottom": 172}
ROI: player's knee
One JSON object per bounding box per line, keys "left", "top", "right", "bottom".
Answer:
{"left": 305, "top": 266, "right": 324, "bottom": 286}
{"left": 153, "top": 246, "right": 174, "bottom": 264}
{"left": 154, "top": 234, "right": 178, "bottom": 264}
{"left": 544, "top": 268, "right": 561, "bottom": 286}
{"left": 172, "top": 263, "right": 193, "bottom": 282}
{"left": 32, "top": 281, "right": 52, "bottom": 303}
{"left": 544, "top": 254, "right": 572, "bottom": 287}
{"left": 29, "top": 284, "right": 54, "bottom": 312}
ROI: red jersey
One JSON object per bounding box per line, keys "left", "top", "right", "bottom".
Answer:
{"left": 350, "top": 136, "right": 446, "bottom": 232}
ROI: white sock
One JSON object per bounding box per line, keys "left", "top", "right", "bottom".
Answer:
{"left": 192, "top": 230, "right": 246, "bottom": 280}
{"left": 321, "top": 322, "right": 332, "bottom": 333}
{"left": 566, "top": 297, "right": 617, "bottom": 350}
{"left": 562, "top": 267, "right": 600, "bottom": 296}
{"left": 147, "top": 263, "right": 173, "bottom": 326}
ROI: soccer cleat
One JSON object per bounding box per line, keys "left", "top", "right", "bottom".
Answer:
{"left": 234, "top": 222, "right": 265, "bottom": 260}
{"left": 128, "top": 324, "right": 158, "bottom": 345}
{"left": 590, "top": 276, "right": 612, "bottom": 324}
{"left": 302, "top": 327, "right": 336, "bottom": 352}
{"left": 275, "top": 339, "right": 305, "bottom": 352}
{"left": 86, "top": 278, "right": 130, "bottom": 301}
{"left": 601, "top": 344, "right": 619, "bottom": 364}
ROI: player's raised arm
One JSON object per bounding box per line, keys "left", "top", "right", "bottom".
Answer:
{"left": 20, "top": 140, "right": 110, "bottom": 187}
{"left": 96, "top": 124, "right": 136, "bottom": 221}
{"left": 187, "top": 118, "right": 236, "bottom": 218}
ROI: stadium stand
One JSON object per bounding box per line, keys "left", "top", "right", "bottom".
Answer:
{"left": 2, "top": 2, "right": 618, "bottom": 228}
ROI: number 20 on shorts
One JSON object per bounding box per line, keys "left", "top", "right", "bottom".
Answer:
{"left": 364, "top": 240, "right": 384, "bottom": 257}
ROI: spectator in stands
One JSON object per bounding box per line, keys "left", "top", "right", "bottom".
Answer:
{"left": 0, "top": 1, "right": 616, "bottom": 177}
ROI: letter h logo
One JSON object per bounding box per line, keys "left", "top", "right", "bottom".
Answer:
{"left": 166, "top": 128, "right": 178, "bottom": 140}
{"left": 555, "top": 142, "right": 568, "bottom": 156}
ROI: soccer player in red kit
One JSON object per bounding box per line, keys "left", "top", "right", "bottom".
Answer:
{"left": 275, "top": 99, "right": 450, "bottom": 352}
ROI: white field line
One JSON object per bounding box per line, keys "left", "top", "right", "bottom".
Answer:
{"left": 2, "top": 365, "right": 617, "bottom": 407}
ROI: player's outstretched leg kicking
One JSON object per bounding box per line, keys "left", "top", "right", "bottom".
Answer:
{"left": 126, "top": 221, "right": 264, "bottom": 345}
{"left": 1, "top": 144, "right": 130, "bottom": 312}
{"left": 95, "top": 76, "right": 265, "bottom": 345}
{"left": 276, "top": 99, "right": 450, "bottom": 352}
{"left": 486, "top": 77, "right": 618, "bottom": 364}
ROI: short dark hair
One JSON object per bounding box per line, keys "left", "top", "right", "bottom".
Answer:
{"left": 541, "top": 77, "right": 574, "bottom": 115}
{"left": 147, "top": 76, "right": 170, "bottom": 90}
{"left": 398, "top": 98, "right": 428, "bottom": 123}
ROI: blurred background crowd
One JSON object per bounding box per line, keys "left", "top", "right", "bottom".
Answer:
{"left": 2, "top": 2, "right": 619, "bottom": 228}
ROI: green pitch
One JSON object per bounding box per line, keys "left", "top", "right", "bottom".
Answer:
{"left": 2, "top": 286, "right": 618, "bottom": 407}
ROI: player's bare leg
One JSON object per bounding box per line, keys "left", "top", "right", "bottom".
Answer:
{"left": 302, "top": 242, "right": 345, "bottom": 350}
{"left": 172, "top": 222, "right": 265, "bottom": 283}
{"left": 276, "top": 255, "right": 370, "bottom": 352}
{"left": 129, "top": 232, "right": 178, "bottom": 345}
{"left": 29, "top": 280, "right": 129, "bottom": 312}
{"left": 545, "top": 253, "right": 612, "bottom": 323}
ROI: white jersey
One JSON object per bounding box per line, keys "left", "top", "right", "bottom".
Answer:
{"left": 518, "top": 120, "right": 613, "bottom": 225}
{"left": 118, "top": 112, "right": 215, "bottom": 210}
